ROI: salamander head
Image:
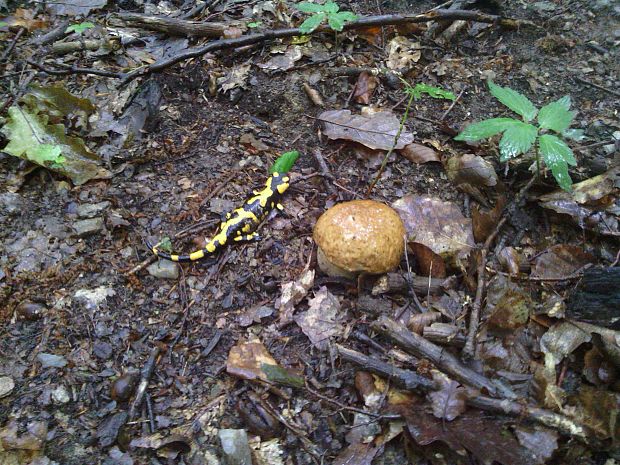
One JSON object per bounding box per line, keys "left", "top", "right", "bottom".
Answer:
{"left": 269, "top": 172, "right": 290, "bottom": 195}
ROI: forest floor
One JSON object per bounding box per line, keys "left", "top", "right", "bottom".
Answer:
{"left": 0, "top": 0, "right": 619, "bottom": 464}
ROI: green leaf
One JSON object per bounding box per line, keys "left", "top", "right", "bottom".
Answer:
{"left": 65, "top": 21, "right": 95, "bottom": 34}
{"left": 159, "top": 237, "right": 173, "bottom": 252}
{"left": 323, "top": 1, "right": 340, "bottom": 13}
{"left": 1, "top": 106, "right": 105, "bottom": 185}
{"left": 488, "top": 81, "right": 538, "bottom": 122}
{"left": 247, "top": 21, "right": 263, "bottom": 28}
{"left": 0, "top": 21, "right": 8, "bottom": 28}
{"left": 406, "top": 83, "right": 455, "bottom": 101}
{"left": 327, "top": 12, "right": 345, "bottom": 31}
{"left": 454, "top": 117, "right": 518, "bottom": 142}
{"left": 296, "top": 2, "right": 325, "bottom": 13}
{"left": 562, "top": 128, "right": 585, "bottom": 141}
{"left": 270, "top": 150, "right": 300, "bottom": 174}
{"left": 499, "top": 122, "right": 538, "bottom": 161}
{"left": 299, "top": 13, "right": 325, "bottom": 34}
{"left": 539, "top": 134, "right": 576, "bottom": 166}
{"left": 537, "top": 96, "right": 575, "bottom": 134}
{"left": 261, "top": 363, "right": 304, "bottom": 388}
{"left": 539, "top": 135, "right": 573, "bottom": 190}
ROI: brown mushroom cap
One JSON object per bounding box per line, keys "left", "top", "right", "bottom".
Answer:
{"left": 313, "top": 200, "right": 406, "bottom": 275}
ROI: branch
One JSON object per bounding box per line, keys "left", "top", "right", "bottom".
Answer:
{"left": 119, "top": 9, "right": 536, "bottom": 86}
{"left": 113, "top": 12, "right": 226, "bottom": 38}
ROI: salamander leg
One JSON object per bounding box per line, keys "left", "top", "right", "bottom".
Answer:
{"left": 233, "top": 232, "right": 260, "bottom": 242}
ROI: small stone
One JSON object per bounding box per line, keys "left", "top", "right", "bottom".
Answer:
{"left": 0, "top": 376, "right": 15, "bottom": 398}
{"left": 16, "top": 301, "right": 47, "bottom": 320}
{"left": 93, "top": 340, "right": 113, "bottom": 360}
{"left": 0, "top": 192, "right": 25, "bottom": 215}
{"left": 147, "top": 260, "right": 179, "bottom": 280}
{"left": 111, "top": 372, "right": 138, "bottom": 402}
{"left": 73, "top": 217, "right": 105, "bottom": 237}
{"left": 74, "top": 287, "right": 116, "bottom": 311}
{"left": 76, "top": 201, "right": 111, "bottom": 218}
{"left": 52, "top": 385, "right": 71, "bottom": 404}
{"left": 219, "top": 429, "right": 253, "bottom": 465}
{"left": 531, "top": 1, "right": 557, "bottom": 11}
{"left": 37, "top": 353, "right": 68, "bottom": 368}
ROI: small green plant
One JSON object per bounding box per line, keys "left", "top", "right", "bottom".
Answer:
{"left": 247, "top": 21, "right": 263, "bottom": 28}
{"left": 65, "top": 21, "right": 95, "bottom": 34}
{"left": 455, "top": 81, "right": 583, "bottom": 191}
{"left": 296, "top": 1, "right": 357, "bottom": 34}
{"left": 405, "top": 82, "right": 456, "bottom": 101}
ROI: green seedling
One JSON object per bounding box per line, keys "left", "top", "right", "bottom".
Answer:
{"left": 296, "top": 1, "right": 357, "bottom": 34}
{"left": 65, "top": 21, "right": 95, "bottom": 34}
{"left": 455, "top": 81, "right": 583, "bottom": 191}
{"left": 247, "top": 21, "right": 263, "bottom": 28}
{"left": 405, "top": 82, "right": 456, "bottom": 101}
{"left": 270, "top": 150, "right": 299, "bottom": 174}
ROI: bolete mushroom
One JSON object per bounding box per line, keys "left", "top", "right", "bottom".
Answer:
{"left": 313, "top": 200, "right": 406, "bottom": 278}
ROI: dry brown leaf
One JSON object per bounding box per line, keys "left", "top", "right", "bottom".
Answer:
{"left": 485, "top": 275, "right": 532, "bottom": 330}
{"left": 5, "top": 8, "right": 49, "bottom": 32}
{"left": 531, "top": 244, "right": 595, "bottom": 279}
{"left": 277, "top": 269, "right": 314, "bottom": 325}
{"left": 353, "top": 71, "right": 379, "bottom": 105}
{"left": 392, "top": 195, "right": 474, "bottom": 265}
{"left": 428, "top": 370, "right": 469, "bottom": 421}
{"left": 399, "top": 143, "right": 441, "bottom": 164}
{"left": 294, "top": 286, "right": 342, "bottom": 351}
{"left": 446, "top": 154, "right": 498, "bottom": 188}
{"left": 386, "top": 36, "right": 421, "bottom": 70}
{"left": 319, "top": 109, "right": 414, "bottom": 151}
{"left": 472, "top": 196, "right": 506, "bottom": 243}
{"left": 409, "top": 242, "right": 446, "bottom": 278}
{"left": 497, "top": 246, "right": 523, "bottom": 276}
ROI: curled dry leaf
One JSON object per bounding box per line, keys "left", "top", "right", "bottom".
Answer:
{"left": 277, "top": 268, "right": 314, "bottom": 325}
{"left": 531, "top": 244, "right": 595, "bottom": 279}
{"left": 514, "top": 426, "right": 559, "bottom": 465}
{"left": 319, "top": 109, "right": 414, "bottom": 151}
{"left": 294, "top": 286, "right": 343, "bottom": 351}
{"left": 392, "top": 195, "right": 474, "bottom": 265}
{"left": 302, "top": 82, "right": 324, "bottom": 107}
{"left": 258, "top": 45, "right": 302, "bottom": 71}
{"left": 353, "top": 71, "right": 379, "bottom": 105}
{"left": 428, "top": 370, "right": 469, "bottom": 421}
{"left": 472, "top": 196, "right": 506, "bottom": 243}
{"left": 484, "top": 275, "right": 532, "bottom": 330}
{"left": 218, "top": 64, "right": 251, "bottom": 93}
{"left": 446, "top": 154, "right": 498, "bottom": 188}
{"left": 408, "top": 311, "right": 442, "bottom": 335}
{"left": 386, "top": 36, "right": 421, "bottom": 70}
{"left": 497, "top": 246, "right": 523, "bottom": 276}
{"left": 408, "top": 242, "right": 446, "bottom": 278}
{"left": 226, "top": 340, "right": 304, "bottom": 388}
{"left": 399, "top": 143, "right": 441, "bottom": 164}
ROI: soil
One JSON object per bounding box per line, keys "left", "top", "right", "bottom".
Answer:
{"left": 1, "top": 0, "right": 619, "bottom": 464}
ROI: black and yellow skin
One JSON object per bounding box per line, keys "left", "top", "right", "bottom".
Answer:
{"left": 147, "top": 172, "right": 290, "bottom": 262}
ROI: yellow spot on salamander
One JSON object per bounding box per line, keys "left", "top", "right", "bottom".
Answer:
{"left": 206, "top": 242, "right": 217, "bottom": 253}
{"left": 189, "top": 250, "right": 205, "bottom": 261}
{"left": 170, "top": 254, "right": 180, "bottom": 261}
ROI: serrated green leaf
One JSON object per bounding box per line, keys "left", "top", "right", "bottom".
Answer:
{"left": 332, "top": 10, "right": 357, "bottom": 21}
{"left": 537, "top": 96, "right": 575, "bottom": 134}
{"left": 327, "top": 12, "right": 345, "bottom": 31}
{"left": 247, "top": 21, "right": 262, "bottom": 28}
{"left": 407, "top": 83, "right": 455, "bottom": 101}
{"left": 499, "top": 121, "right": 538, "bottom": 161}
{"left": 562, "top": 128, "right": 585, "bottom": 141}
{"left": 159, "top": 237, "right": 173, "bottom": 252}
{"left": 539, "top": 134, "right": 576, "bottom": 166}
{"left": 488, "top": 81, "right": 538, "bottom": 122}
{"left": 454, "top": 117, "right": 518, "bottom": 142}
{"left": 296, "top": 2, "right": 325, "bottom": 13}
{"left": 65, "top": 21, "right": 95, "bottom": 34}
{"left": 270, "top": 150, "right": 300, "bottom": 174}
{"left": 299, "top": 13, "right": 325, "bottom": 34}
{"left": 323, "top": 1, "right": 340, "bottom": 13}
{"left": 1, "top": 106, "right": 106, "bottom": 185}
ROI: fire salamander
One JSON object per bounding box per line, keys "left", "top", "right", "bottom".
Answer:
{"left": 147, "top": 172, "right": 290, "bottom": 262}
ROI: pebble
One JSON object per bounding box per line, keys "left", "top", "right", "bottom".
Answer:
{"left": 76, "top": 201, "right": 111, "bottom": 218}
{"left": 74, "top": 287, "right": 116, "bottom": 311}
{"left": 0, "top": 376, "right": 15, "bottom": 398}
{"left": 219, "top": 429, "right": 253, "bottom": 465}
{"left": 93, "top": 340, "right": 114, "bottom": 360}
{"left": 52, "top": 385, "right": 71, "bottom": 404}
{"left": 0, "top": 192, "right": 24, "bottom": 215}
{"left": 147, "top": 260, "right": 179, "bottom": 280}
{"left": 531, "top": 1, "right": 557, "bottom": 11}
{"left": 37, "top": 353, "right": 68, "bottom": 368}
{"left": 16, "top": 301, "right": 47, "bottom": 321}
{"left": 73, "top": 217, "right": 105, "bottom": 237}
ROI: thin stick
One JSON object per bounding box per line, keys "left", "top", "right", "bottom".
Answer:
{"left": 439, "top": 85, "right": 466, "bottom": 121}
{"left": 1, "top": 27, "right": 25, "bottom": 62}
{"left": 311, "top": 148, "right": 338, "bottom": 196}
{"left": 463, "top": 176, "right": 536, "bottom": 357}
{"left": 129, "top": 346, "right": 161, "bottom": 420}
{"left": 575, "top": 76, "right": 620, "bottom": 98}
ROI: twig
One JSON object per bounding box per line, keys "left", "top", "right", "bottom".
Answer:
{"left": 337, "top": 344, "right": 437, "bottom": 392}
{"left": 1, "top": 27, "right": 25, "bottom": 62}
{"left": 145, "top": 392, "right": 156, "bottom": 432}
{"left": 129, "top": 346, "right": 161, "bottom": 420}
{"left": 31, "top": 20, "right": 70, "bottom": 45}
{"left": 439, "top": 85, "right": 466, "bottom": 121}
{"left": 305, "top": 383, "right": 401, "bottom": 419}
{"left": 26, "top": 59, "right": 123, "bottom": 79}
{"left": 575, "top": 76, "right": 620, "bottom": 98}
{"left": 403, "top": 236, "right": 427, "bottom": 313}
{"left": 119, "top": 9, "right": 535, "bottom": 86}
{"left": 463, "top": 176, "right": 536, "bottom": 358}
{"left": 113, "top": 12, "right": 226, "bottom": 38}
{"left": 311, "top": 148, "right": 338, "bottom": 196}
{"left": 370, "top": 317, "right": 501, "bottom": 396}
{"left": 168, "top": 299, "right": 195, "bottom": 359}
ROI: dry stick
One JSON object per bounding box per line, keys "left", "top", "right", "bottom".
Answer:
{"left": 114, "top": 12, "right": 226, "bottom": 38}
{"left": 463, "top": 176, "right": 536, "bottom": 358}
{"left": 337, "top": 344, "right": 437, "bottom": 392}
{"left": 31, "top": 20, "right": 70, "bottom": 46}
{"left": 129, "top": 346, "right": 161, "bottom": 420}
{"left": 439, "top": 85, "right": 466, "bottom": 121}
{"left": 1, "top": 27, "right": 25, "bottom": 62}
{"left": 26, "top": 59, "right": 124, "bottom": 79}
{"left": 119, "top": 9, "right": 535, "bottom": 86}
{"left": 339, "top": 345, "right": 592, "bottom": 441}
{"left": 311, "top": 148, "right": 338, "bottom": 196}
{"left": 575, "top": 76, "right": 620, "bottom": 98}
{"left": 371, "top": 316, "right": 501, "bottom": 396}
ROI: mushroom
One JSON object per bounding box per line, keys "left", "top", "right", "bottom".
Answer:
{"left": 313, "top": 200, "right": 406, "bottom": 278}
